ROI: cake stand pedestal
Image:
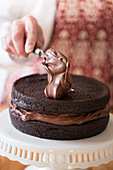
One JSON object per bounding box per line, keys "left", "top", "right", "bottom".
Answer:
{"left": 0, "top": 109, "right": 113, "bottom": 170}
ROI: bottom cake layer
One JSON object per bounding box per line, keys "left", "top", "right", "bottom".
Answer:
{"left": 9, "top": 109, "right": 109, "bottom": 140}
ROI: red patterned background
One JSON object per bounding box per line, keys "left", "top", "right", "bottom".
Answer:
{"left": 50, "top": 0, "right": 113, "bottom": 108}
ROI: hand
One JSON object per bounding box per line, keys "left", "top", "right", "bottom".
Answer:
{"left": 2, "top": 15, "right": 44, "bottom": 58}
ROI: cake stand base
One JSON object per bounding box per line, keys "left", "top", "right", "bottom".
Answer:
{"left": 25, "top": 167, "right": 88, "bottom": 170}
{"left": 0, "top": 109, "right": 113, "bottom": 170}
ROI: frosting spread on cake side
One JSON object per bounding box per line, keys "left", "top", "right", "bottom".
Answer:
{"left": 10, "top": 103, "right": 110, "bottom": 125}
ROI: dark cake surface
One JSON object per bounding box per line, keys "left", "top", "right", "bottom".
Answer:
{"left": 10, "top": 74, "right": 110, "bottom": 140}
{"left": 11, "top": 74, "right": 110, "bottom": 114}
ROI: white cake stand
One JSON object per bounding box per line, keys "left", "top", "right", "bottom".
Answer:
{"left": 0, "top": 109, "right": 113, "bottom": 170}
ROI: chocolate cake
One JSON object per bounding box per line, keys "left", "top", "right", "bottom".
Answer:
{"left": 9, "top": 49, "right": 110, "bottom": 140}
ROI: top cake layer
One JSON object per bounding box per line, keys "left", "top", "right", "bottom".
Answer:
{"left": 11, "top": 74, "right": 110, "bottom": 114}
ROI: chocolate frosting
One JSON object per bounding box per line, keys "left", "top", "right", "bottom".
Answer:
{"left": 42, "top": 48, "right": 74, "bottom": 99}
{"left": 10, "top": 103, "right": 110, "bottom": 125}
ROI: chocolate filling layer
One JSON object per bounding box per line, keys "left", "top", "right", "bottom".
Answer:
{"left": 10, "top": 103, "right": 110, "bottom": 125}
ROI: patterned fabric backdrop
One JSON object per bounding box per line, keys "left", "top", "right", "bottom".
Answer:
{"left": 50, "top": 0, "right": 113, "bottom": 108}
{"left": 50, "top": 0, "right": 113, "bottom": 81}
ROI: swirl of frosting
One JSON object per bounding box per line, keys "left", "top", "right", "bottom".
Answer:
{"left": 42, "top": 48, "right": 74, "bottom": 99}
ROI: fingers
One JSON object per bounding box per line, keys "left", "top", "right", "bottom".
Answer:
{"left": 4, "top": 30, "right": 17, "bottom": 54}
{"left": 2, "top": 22, "right": 25, "bottom": 56}
{"left": 2, "top": 35, "right": 15, "bottom": 55}
{"left": 24, "top": 16, "right": 39, "bottom": 53}
{"left": 36, "top": 25, "right": 44, "bottom": 49}
{"left": 11, "top": 20, "right": 25, "bottom": 55}
{"left": 2, "top": 15, "right": 44, "bottom": 59}
{"left": 2, "top": 37, "right": 14, "bottom": 55}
